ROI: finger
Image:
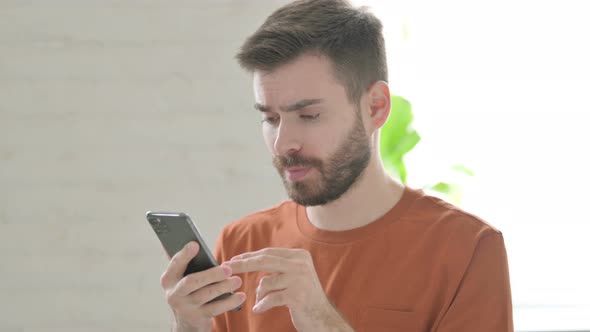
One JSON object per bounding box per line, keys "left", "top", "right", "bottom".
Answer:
{"left": 226, "top": 254, "right": 297, "bottom": 274}
{"left": 253, "top": 290, "right": 288, "bottom": 313}
{"left": 187, "top": 275, "right": 243, "bottom": 306}
{"left": 160, "top": 241, "right": 200, "bottom": 289}
{"left": 256, "top": 274, "right": 289, "bottom": 303}
{"left": 231, "top": 247, "right": 305, "bottom": 261}
{"left": 200, "top": 292, "right": 247, "bottom": 318}
{"left": 175, "top": 265, "right": 233, "bottom": 297}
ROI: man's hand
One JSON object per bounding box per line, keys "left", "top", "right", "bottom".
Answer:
{"left": 226, "top": 248, "right": 354, "bottom": 332}
{"left": 160, "top": 242, "right": 246, "bottom": 332}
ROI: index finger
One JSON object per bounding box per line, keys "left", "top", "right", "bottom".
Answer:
{"left": 230, "top": 248, "right": 303, "bottom": 261}
{"left": 225, "top": 254, "right": 295, "bottom": 274}
{"left": 160, "top": 241, "right": 200, "bottom": 289}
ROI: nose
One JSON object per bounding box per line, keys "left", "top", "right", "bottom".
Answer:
{"left": 273, "top": 120, "right": 302, "bottom": 156}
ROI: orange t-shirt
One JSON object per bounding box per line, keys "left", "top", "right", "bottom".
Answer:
{"left": 213, "top": 186, "right": 513, "bottom": 331}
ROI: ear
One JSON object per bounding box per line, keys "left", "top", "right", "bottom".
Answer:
{"left": 366, "top": 81, "right": 391, "bottom": 131}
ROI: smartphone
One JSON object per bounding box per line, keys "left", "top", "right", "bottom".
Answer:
{"left": 146, "top": 211, "right": 240, "bottom": 310}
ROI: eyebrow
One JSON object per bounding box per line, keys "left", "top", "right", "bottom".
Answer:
{"left": 254, "top": 98, "right": 324, "bottom": 113}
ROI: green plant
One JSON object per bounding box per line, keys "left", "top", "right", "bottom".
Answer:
{"left": 380, "top": 95, "right": 473, "bottom": 205}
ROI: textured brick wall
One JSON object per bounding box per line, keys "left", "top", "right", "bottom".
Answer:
{"left": 0, "top": 1, "right": 288, "bottom": 330}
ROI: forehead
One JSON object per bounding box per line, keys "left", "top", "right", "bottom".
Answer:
{"left": 253, "top": 54, "right": 347, "bottom": 106}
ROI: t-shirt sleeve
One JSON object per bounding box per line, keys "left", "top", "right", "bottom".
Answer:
{"left": 213, "top": 225, "right": 229, "bottom": 264}
{"left": 212, "top": 226, "right": 229, "bottom": 332}
{"left": 436, "top": 232, "right": 514, "bottom": 331}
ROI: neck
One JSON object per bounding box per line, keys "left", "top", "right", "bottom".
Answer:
{"left": 305, "top": 157, "right": 405, "bottom": 231}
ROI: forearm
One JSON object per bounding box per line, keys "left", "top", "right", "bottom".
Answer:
{"left": 299, "top": 303, "right": 355, "bottom": 332}
{"left": 172, "top": 322, "right": 210, "bottom": 332}
{"left": 171, "top": 311, "right": 212, "bottom": 332}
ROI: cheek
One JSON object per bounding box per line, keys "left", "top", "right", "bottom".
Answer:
{"left": 303, "top": 127, "right": 342, "bottom": 164}
{"left": 318, "top": 124, "right": 344, "bottom": 152}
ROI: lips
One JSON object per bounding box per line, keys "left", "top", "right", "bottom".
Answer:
{"left": 285, "top": 167, "right": 310, "bottom": 181}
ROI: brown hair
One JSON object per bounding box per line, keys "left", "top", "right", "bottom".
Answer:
{"left": 236, "top": 0, "right": 388, "bottom": 105}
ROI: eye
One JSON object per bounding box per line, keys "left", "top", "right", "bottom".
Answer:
{"left": 261, "top": 116, "right": 280, "bottom": 125}
{"left": 300, "top": 113, "right": 320, "bottom": 121}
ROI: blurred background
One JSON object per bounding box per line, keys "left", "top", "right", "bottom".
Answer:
{"left": 1, "top": 0, "right": 588, "bottom": 331}
{"left": 1, "top": 1, "right": 288, "bottom": 331}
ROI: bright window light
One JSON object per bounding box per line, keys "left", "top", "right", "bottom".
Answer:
{"left": 353, "top": 1, "right": 590, "bottom": 330}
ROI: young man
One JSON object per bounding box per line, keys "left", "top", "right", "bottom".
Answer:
{"left": 159, "top": 0, "right": 514, "bottom": 331}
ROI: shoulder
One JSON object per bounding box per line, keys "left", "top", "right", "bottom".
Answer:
{"left": 214, "top": 200, "right": 296, "bottom": 260}
{"left": 409, "top": 190, "right": 502, "bottom": 242}
{"left": 403, "top": 189, "right": 505, "bottom": 269}
{"left": 394, "top": 189, "right": 510, "bottom": 293}
{"left": 221, "top": 200, "right": 296, "bottom": 237}
{"left": 220, "top": 201, "right": 297, "bottom": 246}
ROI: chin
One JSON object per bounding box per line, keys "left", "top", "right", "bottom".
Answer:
{"left": 288, "top": 189, "right": 333, "bottom": 207}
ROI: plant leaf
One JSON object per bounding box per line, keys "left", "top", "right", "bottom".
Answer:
{"left": 380, "top": 95, "right": 413, "bottom": 158}
{"left": 388, "top": 130, "right": 421, "bottom": 162}
{"left": 429, "top": 182, "right": 454, "bottom": 195}
{"left": 451, "top": 164, "right": 475, "bottom": 176}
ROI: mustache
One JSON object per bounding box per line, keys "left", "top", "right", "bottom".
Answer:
{"left": 273, "top": 154, "right": 322, "bottom": 169}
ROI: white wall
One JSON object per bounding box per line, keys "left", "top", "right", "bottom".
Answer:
{"left": 0, "top": 1, "right": 288, "bottom": 330}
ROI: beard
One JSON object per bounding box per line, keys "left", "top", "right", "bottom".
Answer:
{"left": 272, "top": 111, "right": 371, "bottom": 206}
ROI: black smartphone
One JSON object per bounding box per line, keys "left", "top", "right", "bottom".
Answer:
{"left": 146, "top": 211, "right": 240, "bottom": 310}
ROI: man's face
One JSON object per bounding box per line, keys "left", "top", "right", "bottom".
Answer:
{"left": 254, "top": 54, "right": 372, "bottom": 206}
